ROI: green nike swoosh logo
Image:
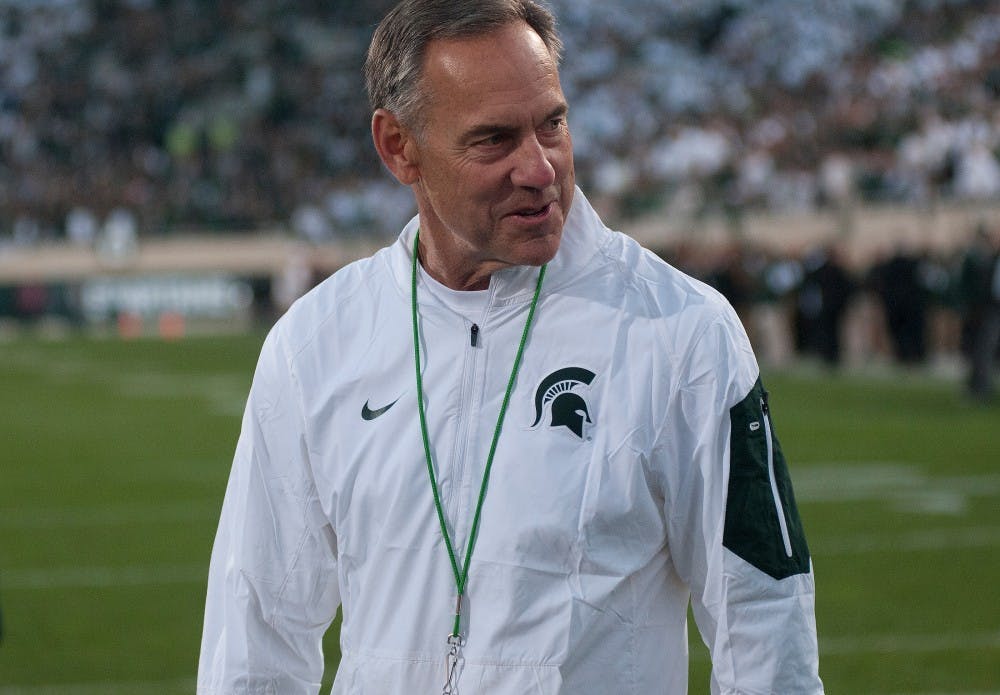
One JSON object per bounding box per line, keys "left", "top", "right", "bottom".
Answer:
{"left": 361, "top": 398, "right": 399, "bottom": 421}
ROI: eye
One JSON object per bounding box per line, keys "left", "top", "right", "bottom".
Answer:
{"left": 472, "top": 131, "right": 510, "bottom": 148}
{"left": 540, "top": 116, "right": 566, "bottom": 136}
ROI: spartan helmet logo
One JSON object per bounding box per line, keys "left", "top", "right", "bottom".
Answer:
{"left": 530, "top": 367, "right": 596, "bottom": 439}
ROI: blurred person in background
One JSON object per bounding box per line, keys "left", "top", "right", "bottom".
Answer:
{"left": 794, "top": 244, "right": 855, "bottom": 367}
{"left": 197, "top": 1, "right": 823, "bottom": 694}
{"left": 958, "top": 222, "right": 1000, "bottom": 401}
{"left": 869, "top": 241, "right": 931, "bottom": 365}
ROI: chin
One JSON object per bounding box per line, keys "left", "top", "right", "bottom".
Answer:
{"left": 516, "top": 230, "right": 562, "bottom": 267}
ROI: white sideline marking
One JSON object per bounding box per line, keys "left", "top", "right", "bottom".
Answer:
{"left": 3, "top": 349, "right": 248, "bottom": 417}
{"left": 792, "top": 462, "right": 1000, "bottom": 516}
{"left": 3, "top": 564, "right": 206, "bottom": 589}
{"left": 0, "top": 678, "right": 196, "bottom": 694}
{"left": 794, "top": 463, "right": 1000, "bottom": 502}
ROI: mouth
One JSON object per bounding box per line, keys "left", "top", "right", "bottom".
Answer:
{"left": 509, "top": 201, "right": 554, "bottom": 220}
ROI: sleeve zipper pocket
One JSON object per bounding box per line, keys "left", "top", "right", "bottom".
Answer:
{"left": 761, "top": 393, "right": 794, "bottom": 558}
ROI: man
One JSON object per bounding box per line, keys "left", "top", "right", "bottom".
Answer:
{"left": 198, "top": 1, "right": 823, "bottom": 693}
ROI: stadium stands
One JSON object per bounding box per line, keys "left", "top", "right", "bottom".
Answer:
{"left": 1, "top": 0, "right": 999, "bottom": 244}
{"left": 1, "top": 1, "right": 999, "bottom": 383}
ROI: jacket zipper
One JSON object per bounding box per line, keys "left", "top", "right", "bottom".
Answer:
{"left": 448, "top": 307, "right": 491, "bottom": 540}
{"left": 761, "top": 393, "right": 794, "bottom": 558}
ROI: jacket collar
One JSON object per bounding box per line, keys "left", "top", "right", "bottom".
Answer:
{"left": 388, "top": 186, "right": 610, "bottom": 304}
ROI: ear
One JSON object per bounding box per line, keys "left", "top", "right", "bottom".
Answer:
{"left": 372, "top": 108, "right": 421, "bottom": 185}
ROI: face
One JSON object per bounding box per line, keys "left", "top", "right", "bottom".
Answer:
{"left": 403, "top": 21, "right": 575, "bottom": 289}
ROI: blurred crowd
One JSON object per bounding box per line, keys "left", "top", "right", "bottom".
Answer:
{"left": 2, "top": 0, "right": 999, "bottom": 393}
{"left": 1, "top": 0, "right": 1000, "bottom": 246}
{"left": 656, "top": 220, "right": 1000, "bottom": 400}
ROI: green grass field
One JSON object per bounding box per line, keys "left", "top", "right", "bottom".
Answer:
{"left": 1, "top": 333, "right": 998, "bottom": 693}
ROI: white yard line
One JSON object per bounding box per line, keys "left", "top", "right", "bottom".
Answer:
{"left": 791, "top": 462, "right": 1000, "bottom": 516}
{"left": 3, "top": 349, "right": 248, "bottom": 417}
{"left": 814, "top": 525, "right": 1000, "bottom": 555}
{"left": 794, "top": 463, "right": 1000, "bottom": 502}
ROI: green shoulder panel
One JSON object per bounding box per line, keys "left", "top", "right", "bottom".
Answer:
{"left": 723, "top": 377, "right": 811, "bottom": 580}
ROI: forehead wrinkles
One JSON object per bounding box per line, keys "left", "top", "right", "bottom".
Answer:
{"left": 419, "top": 25, "right": 561, "bottom": 120}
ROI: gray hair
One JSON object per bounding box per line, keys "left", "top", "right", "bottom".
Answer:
{"left": 365, "top": 0, "right": 563, "bottom": 132}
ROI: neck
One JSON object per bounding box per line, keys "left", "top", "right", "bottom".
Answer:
{"left": 420, "top": 262, "right": 494, "bottom": 292}
{"left": 416, "top": 236, "right": 503, "bottom": 292}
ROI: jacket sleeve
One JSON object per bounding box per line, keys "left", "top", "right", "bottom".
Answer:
{"left": 198, "top": 327, "right": 341, "bottom": 695}
{"left": 657, "top": 306, "right": 823, "bottom": 694}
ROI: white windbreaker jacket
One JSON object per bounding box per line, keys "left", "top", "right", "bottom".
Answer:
{"left": 198, "top": 190, "right": 823, "bottom": 694}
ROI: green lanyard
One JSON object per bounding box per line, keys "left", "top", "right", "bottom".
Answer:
{"left": 410, "top": 231, "right": 546, "bottom": 644}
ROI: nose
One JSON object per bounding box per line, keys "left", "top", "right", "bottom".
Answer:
{"left": 510, "top": 135, "right": 556, "bottom": 190}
